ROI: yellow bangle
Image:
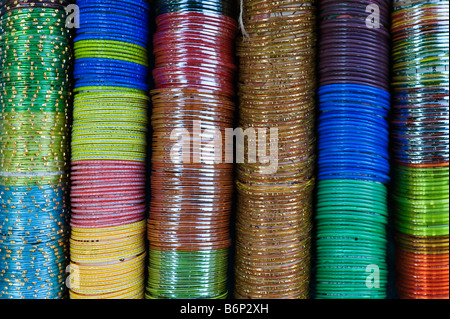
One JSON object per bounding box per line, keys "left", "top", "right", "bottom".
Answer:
{"left": 68, "top": 253, "right": 146, "bottom": 298}
{"left": 71, "top": 219, "right": 145, "bottom": 239}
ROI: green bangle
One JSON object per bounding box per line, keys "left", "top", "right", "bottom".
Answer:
{"left": 395, "top": 212, "right": 449, "bottom": 226}
{"left": 146, "top": 249, "right": 229, "bottom": 299}
{"left": 395, "top": 221, "right": 449, "bottom": 237}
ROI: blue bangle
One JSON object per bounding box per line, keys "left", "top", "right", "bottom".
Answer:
{"left": 73, "top": 63, "right": 148, "bottom": 74}
{"left": 77, "top": 0, "right": 150, "bottom": 11}
{"left": 77, "top": 0, "right": 150, "bottom": 14}
{"left": 319, "top": 88, "right": 390, "bottom": 99}
{"left": 318, "top": 143, "right": 390, "bottom": 159}
{"left": 319, "top": 116, "right": 389, "bottom": 130}
{"left": 318, "top": 136, "right": 390, "bottom": 148}
{"left": 75, "top": 58, "right": 148, "bottom": 72}
{"left": 318, "top": 131, "right": 390, "bottom": 144}
{"left": 319, "top": 92, "right": 390, "bottom": 102}
{"left": 318, "top": 123, "right": 389, "bottom": 136}
{"left": 318, "top": 152, "right": 390, "bottom": 167}
{"left": 77, "top": 24, "right": 150, "bottom": 37}
{"left": 318, "top": 167, "right": 390, "bottom": 180}
{"left": 0, "top": 183, "right": 69, "bottom": 299}
{"left": 319, "top": 105, "right": 389, "bottom": 118}
{"left": 0, "top": 230, "right": 68, "bottom": 244}
{"left": 74, "top": 80, "right": 149, "bottom": 92}
{"left": 74, "top": 82, "right": 149, "bottom": 92}
{"left": 78, "top": 10, "right": 149, "bottom": 25}
{"left": 74, "top": 69, "right": 147, "bottom": 81}
{"left": 1, "top": 199, "right": 66, "bottom": 210}
{"left": 75, "top": 31, "right": 149, "bottom": 45}
{"left": 0, "top": 242, "right": 67, "bottom": 299}
{"left": 73, "top": 63, "right": 148, "bottom": 77}
{"left": 318, "top": 170, "right": 390, "bottom": 184}
{"left": 74, "top": 65, "right": 148, "bottom": 78}
{"left": 74, "top": 80, "right": 149, "bottom": 91}
{"left": 318, "top": 130, "right": 389, "bottom": 146}
{"left": 78, "top": 18, "right": 150, "bottom": 33}
{"left": 75, "top": 57, "right": 148, "bottom": 70}
{"left": 318, "top": 159, "right": 390, "bottom": 175}
{"left": 0, "top": 256, "right": 67, "bottom": 272}
{"left": 319, "top": 111, "right": 389, "bottom": 124}
{"left": 0, "top": 252, "right": 67, "bottom": 270}
{"left": 74, "top": 34, "right": 148, "bottom": 47}
{"left": 74, "top": 78, "right": 149, "bottom": 91}
{"left": 318, "top": 130, "right": 389, "bottom": 144}
{"left": 319, "top": 100, "right": 390, "bottom": 112}
{"left": 318, "top": 154, "right": 390, "bottom": 167}
{"left": 318, "top": 84, "right": 390, "bottom": 100}
{"left": 1, "top": 186, "right": 67, "bottom": 206}
{"left": 318, "top": 133, "right": 389, "bottom": 146}
{"left": 74, "top": 74, "right": 147, "bottom": 85}
{"left": 78, "top": 4, "right": 150, "bottom": 18}
{"left": 319, "top": 94, "right": 390, "bottom": 109}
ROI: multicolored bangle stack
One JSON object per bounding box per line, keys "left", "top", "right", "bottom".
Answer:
{"left": 315, "top": 0, "right": 391, "bottom": 299}
{"left": 68, "top": 0, "right": 150, "bottom": 299}
{"left": 233, "top": 0, "right": 317, "bottom": 299}
{"left": 147, "top": 0, "right": 237, "bottom": 299}
{"left": 0, "top": 0, "right": 72, "bottom": 299}
{"left": 391, "top": 0, "right": 449, "bottom": 299}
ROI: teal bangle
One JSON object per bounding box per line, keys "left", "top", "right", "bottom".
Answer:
{"left": 316, "top": 205, "right": 389, "bottom": 217}
{"left": 316, "top": 213, "right": 388, "bottom": 225}
{"left": 317, "top": 230, "right": 388, "bottom": 244}
{"left": 316, "top": 271, "right": 389, "bottom": 280}
{"left": 316, "top": 222, "right": 387, "bottom": 237}
{"left": 318, "top": 179, "right": 387, "bottom": 191}
{"left": 317, "top": 197, "right": 388, "bottom": 210}
{"left": 316, "top": 247, "right": 387, "bottom": 258}
{"left": 317, "top": 189, "right": 387, "bottom": 202}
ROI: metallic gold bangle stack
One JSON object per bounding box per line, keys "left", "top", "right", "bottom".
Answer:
{"left": 234, "top": 0, "right": 317, "bottom": 299}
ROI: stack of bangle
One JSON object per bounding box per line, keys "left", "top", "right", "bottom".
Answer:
{"left": 233, "top": 0, "right": 317, "bottom": 299}
{"left": 0, "top": 0, "right": 71, "bottom": 299}
{"left": 315, "top": 0, "right": 391, "bottom": 299}
{"left": 391, "top": 0, "right": 449, "bottom": 299}
{"left": 147, "top": 0, "right": 237, "bottom": 299}
{"left": 68, "top": 0, "right": 150, "bottom": 299}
